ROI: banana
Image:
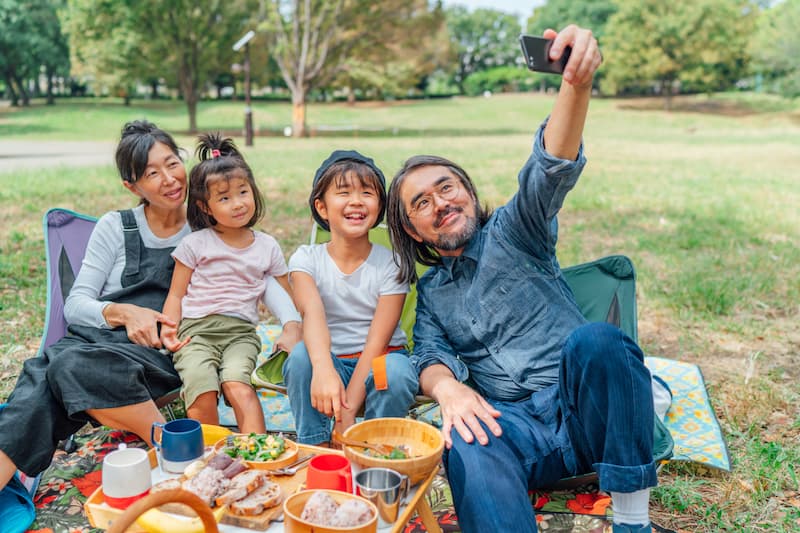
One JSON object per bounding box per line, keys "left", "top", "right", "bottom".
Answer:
{"left": 107, "top": 489, "right": 225, "bottom": 533}
{"left": 135, "top": 503, "right": 226, "bottom": 533}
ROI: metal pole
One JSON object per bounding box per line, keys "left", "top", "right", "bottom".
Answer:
{"left": 244, "top": 42, "right": 253, "bottom": 146}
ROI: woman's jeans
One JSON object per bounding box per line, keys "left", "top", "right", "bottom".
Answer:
{"left": 445, "top": 323, "right": 657, "bottom": 533}
{"left": 283, "top": 342, "right": 418, "bottom": 444}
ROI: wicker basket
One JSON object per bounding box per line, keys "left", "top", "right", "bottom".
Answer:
{"left": 283, "top": 489, "right": 377, "bottom": 533}
{"left": 341, "top": 418, "right": 443, "bottom": 485}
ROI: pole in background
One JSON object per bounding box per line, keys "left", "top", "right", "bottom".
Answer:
{"left": 233, "top": 30, "right": 256, "bottom": 146}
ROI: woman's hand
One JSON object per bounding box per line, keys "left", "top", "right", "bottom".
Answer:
{"left": 103, "top": 302, "right": 176, "bottom": 349}
{"left": 274, "top": 320, "right": 302, "bottom": 354}
{"left": 310, "top": 365, "right": 348, "bottom": 419}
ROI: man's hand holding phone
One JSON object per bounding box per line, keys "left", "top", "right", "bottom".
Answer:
{"left": 520, "top": 25, "right": 601, "bottom": 87}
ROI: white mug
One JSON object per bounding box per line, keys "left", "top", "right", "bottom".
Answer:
{"left": 102, "top": 446, "right": 152, "bottom": 509}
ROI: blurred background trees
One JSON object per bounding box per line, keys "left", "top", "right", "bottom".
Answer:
{"left": 2, "top": 0, "right": 797, "bottom": 133}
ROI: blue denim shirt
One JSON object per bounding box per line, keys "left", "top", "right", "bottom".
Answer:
{"left": 411, "top": 121, "right": 589, "bottom": 401}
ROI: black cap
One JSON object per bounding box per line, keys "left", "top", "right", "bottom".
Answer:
{"left": 309, "top": 150, "right": 386, "bottom": 231}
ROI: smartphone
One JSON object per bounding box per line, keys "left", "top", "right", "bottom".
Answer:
{"left": 519, "top": 34, "right": 571, "bottom": 75}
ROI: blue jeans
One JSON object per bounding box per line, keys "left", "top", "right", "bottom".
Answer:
{"left": 445, "top": 323, "right": 656, "bottom": 533}
{"left": 283, "top": 342, "right": 419, "bottom": 444}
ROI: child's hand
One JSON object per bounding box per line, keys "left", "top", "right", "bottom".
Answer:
{"left": 160, "top": 325, "right": 190, "bottom": 353}
{"left": 334, "top": 407, "right": 357, "bottom": 435}
{"left": 310, "top": 366, "right": 348, "bottom": 419}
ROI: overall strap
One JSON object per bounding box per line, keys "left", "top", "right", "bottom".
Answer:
{"left": 119, "top": 209, "right": 141, "bottom": 281}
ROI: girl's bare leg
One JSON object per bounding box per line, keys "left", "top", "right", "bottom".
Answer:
{"left": 185, "top": 391, "right": 220, "bottom": 426}
{"left": 222, "top": 381, "right": 266, "bottom": 433}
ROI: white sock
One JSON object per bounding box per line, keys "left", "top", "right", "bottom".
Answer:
{"left": 611, "top": 488, "right": 651, "bottom": 525}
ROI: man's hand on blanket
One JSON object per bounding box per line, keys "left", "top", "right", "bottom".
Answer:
{"left": 433, "top": 378, "right": 502, "bottom": 448}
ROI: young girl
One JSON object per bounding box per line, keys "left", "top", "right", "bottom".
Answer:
{"left": 284, "top": 150, "right": 419, "bottom": 445}
{"left": 161, "top": 133, "right": 299, "bottom": 433}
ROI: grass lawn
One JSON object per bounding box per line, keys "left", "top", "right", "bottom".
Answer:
{"left": 1, "top": 92, "right": 799, "bottom": 531}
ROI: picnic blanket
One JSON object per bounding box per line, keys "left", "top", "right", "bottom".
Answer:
{"left": 24, "top": 326, "right": 725, "bottom": 532}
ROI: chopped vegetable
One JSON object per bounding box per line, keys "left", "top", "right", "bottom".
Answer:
{"left": 363, "top": 444, "right": 410, "bottom": 460}
{"left": 223, "top": 433, "right": 287, "bottom": 462}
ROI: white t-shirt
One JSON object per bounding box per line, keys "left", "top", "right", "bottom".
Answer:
{"left": 289, "top": 243, "right": 409, "bottom": 355}
{"left": 172, "top": 228, "right": 288, "bottom": 324}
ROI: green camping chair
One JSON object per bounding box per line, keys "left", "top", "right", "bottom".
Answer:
{"left": 252, "top": 222, "right": 673, "bottom": 478}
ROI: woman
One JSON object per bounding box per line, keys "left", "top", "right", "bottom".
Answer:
{"left": 0, "top": 120, "right": 300, "bottom": 491}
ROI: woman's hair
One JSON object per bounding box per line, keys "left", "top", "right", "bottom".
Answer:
{"left": 115, "top": 120, "right": 182, "bottom": 205}
{"left": 310, "top": 159, "right": 387, "bottom": 231}
{"left": 186, "top": 132, "right": 264, "bottom": 231}
{"left": 387, "top": 155, "right": 492, "bottom": 284}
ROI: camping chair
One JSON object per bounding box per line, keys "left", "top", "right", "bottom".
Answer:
{"left": 41, "top": 208, "right": 180, "bottom": 451}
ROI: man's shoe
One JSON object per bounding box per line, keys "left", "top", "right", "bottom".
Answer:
{"left": 612, "top": 523, "right": 652, "bottom": 533}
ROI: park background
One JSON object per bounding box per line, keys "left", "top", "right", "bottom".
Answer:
{"left": 1, "top": 1, "right": 799, "bottom": 531}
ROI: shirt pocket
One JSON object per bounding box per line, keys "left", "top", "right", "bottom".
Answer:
{"left": 479, "top": 262, "right": 552, "bottom": 339}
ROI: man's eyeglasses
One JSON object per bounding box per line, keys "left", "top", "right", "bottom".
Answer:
{"left": 408, "top": 179, "right": 461, "bottom": 218}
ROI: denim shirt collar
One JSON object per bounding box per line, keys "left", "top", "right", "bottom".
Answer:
{"left": 440, "top": 228, "right": 484, "bottom": 280}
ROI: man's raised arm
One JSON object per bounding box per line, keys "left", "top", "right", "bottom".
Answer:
{"left": 542, "top": 25, "right": 603, "bottom": 161}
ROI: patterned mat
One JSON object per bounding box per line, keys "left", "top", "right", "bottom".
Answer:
{"left": 231, "top": 327, "right": 731, "bottom": 472}
{"left": 24, "top": 326, "right": 719, "bottom": 532}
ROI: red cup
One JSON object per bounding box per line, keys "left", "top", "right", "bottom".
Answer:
{"left": 305, "top": 454, "right": 353, "bottom": 493}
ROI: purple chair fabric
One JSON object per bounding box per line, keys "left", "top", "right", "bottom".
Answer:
{"left": 40, "top": 208, "right": 98, "bottom": 352}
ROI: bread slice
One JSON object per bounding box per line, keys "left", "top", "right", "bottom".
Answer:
{"left": 229, "top": 480, "right": 282, "bottom": 516}
{"left": 214, "top": 469, "right": 268, "bottom": 506}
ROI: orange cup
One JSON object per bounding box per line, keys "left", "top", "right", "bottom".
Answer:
{"left": 305, "top": 454, "right": 353, "bottom": 493}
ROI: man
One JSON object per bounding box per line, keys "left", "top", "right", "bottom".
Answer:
{"left": 386, "top": 25, "right": 656, "bottom": 533}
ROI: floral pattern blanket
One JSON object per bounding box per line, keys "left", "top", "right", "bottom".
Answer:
{"left": 25, "top": 427, "right": 676, "bottom": 533}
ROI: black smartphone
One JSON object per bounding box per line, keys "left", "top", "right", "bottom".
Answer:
{"left": 519, "top": 34, "right": 571, "bottom": 75}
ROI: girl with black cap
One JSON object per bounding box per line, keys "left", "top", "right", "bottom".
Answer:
{"left": 283, "top": 150, "right": 419, "bottom": 445}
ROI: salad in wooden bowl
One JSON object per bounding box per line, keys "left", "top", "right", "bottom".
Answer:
{"left": 214, "top": 433, "right": 299, "bottom": 470}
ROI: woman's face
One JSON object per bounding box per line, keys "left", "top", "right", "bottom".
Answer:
{"left": 123, "top": 142, "right": 187, "bottom": 211}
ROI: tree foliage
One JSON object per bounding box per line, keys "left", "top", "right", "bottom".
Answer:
{"left": 444, "top": 5, "right": 521, "bottom": 93}
{"left": 66, "top": 0, "right": 255, "bottom": 131}
{"left": 601, "top": 0, "right": 755, "bottom": 107}
{"left": 0, "top": 0, "right": 69, "bottom": 106}
{"left": 257, "top": 0, "right": 446, "bottom": 137}
{"left": 526, "top": 0, "right": 617, "bottom": 39}
{"left": 750, "top": 0, "right": 800, "bottom": 97}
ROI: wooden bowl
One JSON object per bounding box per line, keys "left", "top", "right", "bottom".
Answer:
{"left": 213, "top": 433, "right": 299, "bottom": 470}
{"left": 342, "top": 418, "right": 444, "bottom": 485}
{"left": 283, "top": 489, "right": 377, "bottom": 533}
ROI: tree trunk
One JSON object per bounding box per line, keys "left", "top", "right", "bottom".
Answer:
{"left": 347, "top": 86, "right": 355, "bottom": 106}
{"left": 662, "top": 79, "right": 673, "bottom": 112}
{"left": 291, "top": 97, "right": 307, "bottom": 138}
{"left": 187, "top": 94, "right": 198, "bottom": 133}
{"left": 46, "top": 67, "right": 55, "bottom": 105}
{"left": 151, "top": 80, "right": 159, "bottom": 99}
{"left": 13, "top": 73, "right": 30, "bottom": 106}
{"left": 4, "top": 72, "right": 19, "bottom": 106}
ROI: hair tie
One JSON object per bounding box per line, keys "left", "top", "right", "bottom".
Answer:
{"left": 211, "top": 149, "right": 221, "bottom": 158}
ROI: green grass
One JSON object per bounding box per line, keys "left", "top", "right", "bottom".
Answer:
{"left": 1, "top": 92, "right": 799, "bottom": 531}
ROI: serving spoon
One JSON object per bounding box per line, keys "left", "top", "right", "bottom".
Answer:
{"left": 331, "top": 430, "right": 395, "bottom": 456}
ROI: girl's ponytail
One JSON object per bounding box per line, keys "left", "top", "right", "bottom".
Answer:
{"left": 195, "top": 132, "right": 243, "bottom": 163}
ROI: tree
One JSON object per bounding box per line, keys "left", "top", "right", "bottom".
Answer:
{"left": 66, "top": 0, "right": 255, "bottom": 131}
{"left": 258, "top": 0, "right": 446, "bottom": 137}
{"left": 444, "top": 5, "right": 521, "bottom": 94}
{"left": 601, "top": 0, "right": 755, "bottom": 108}
{"left": 526, "top": 0, "right": 617, "bottom": 37}
{"left": 750, "top": 0, "right": 800, "bottom": 97}
{"left": 0, "top": 0, "right": 68, "bottom": 106}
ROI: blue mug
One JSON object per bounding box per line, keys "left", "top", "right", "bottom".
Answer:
{"left": 151, "top": 418, "right": 204, "bottom": 473}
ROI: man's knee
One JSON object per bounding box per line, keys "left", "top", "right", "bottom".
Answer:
{"left": 283, "top": 343, "right": 312, "bottom": 381}
{"left": 564, "top": 322, "right": 642, "bottom": 368}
